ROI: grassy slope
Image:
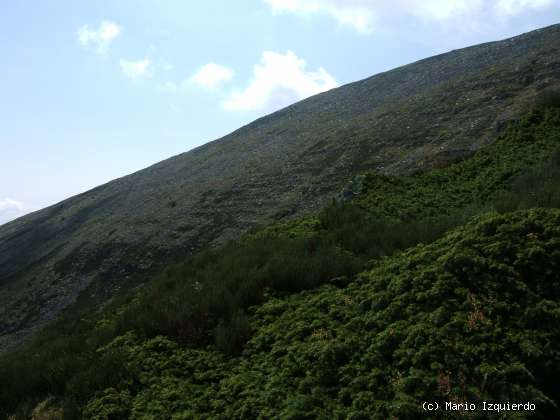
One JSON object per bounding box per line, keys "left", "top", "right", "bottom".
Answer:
{"left": 2, "top": 108, "right": 560, "bottom": 418}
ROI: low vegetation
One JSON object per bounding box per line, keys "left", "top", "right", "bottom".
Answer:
{"left": 84, "top": 208, "right": 560, "bottom": 419}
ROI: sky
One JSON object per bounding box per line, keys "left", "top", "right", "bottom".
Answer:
{"left": 1, "top": 0, "right": 560, "bottom": 225}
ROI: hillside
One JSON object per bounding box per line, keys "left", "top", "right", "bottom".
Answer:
{"left": 82, "top": 208, "right": 560, "bottom": 419}
{"left": 1, "top": 106, "right": 559, "bottom": 418}
{"left": 2, "top": 24, "right": 560, "bottom": 354}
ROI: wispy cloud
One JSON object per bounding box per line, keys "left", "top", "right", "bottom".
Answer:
{"left": 495, "top": 0, "right": 553, "bottom": 15}
{"left": 190, "top": 63, "right": 234, "bottom": 90}
{"left": 120, "top": 58, "right": 152, "bottom": 80}
{"left": 264, "top": 0, "right": 555, "bottom": 33}
{"left": 77, "top": 20, "right": 122, "bottom": 54}
{"left": 0, "top": 198, "right": 24, "bottom": 225}
{"left": 0, "top": 198, "right": 23, "bottom": 212}
{"left": 222, "top": 50, "right": 338, "bottom": 112}
{"left": 265, "top": 0, "right": 376, "bottom": 33}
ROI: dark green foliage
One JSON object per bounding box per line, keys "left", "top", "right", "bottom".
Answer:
{"left": 318, "top": 200, "right": 490, "bottom": 260}
{"left": 115, "top": 234, "right": 360, "bottom": 349}
{"left": 0, "top": 315, "right": 131, "bottom": 419}
{"left": 1, "top": 108, "right": 560, "bottom": 418}
{"left": 85, "top": 209, "right": 560, "bottom": 418}
{"left": 214, "top": 311, "right": 251, "bottom": 355}
{"left": 536, "top": 88, "right": 560, "bottom": 110}
{"left": 494, "top": 148, "right": 560, "bottom": 212}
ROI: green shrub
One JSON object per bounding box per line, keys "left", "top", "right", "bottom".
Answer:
{"left": 494, "top": 148, "right": 560, "bottom": 212}
{"left": 214, "top": 311, "right": 252, "bottom": 355}
{"left": 84, "top": 209, "right": 560, "bottom": 419}
{"left": 536, "top": 88, "right": 560, "bottom": 110}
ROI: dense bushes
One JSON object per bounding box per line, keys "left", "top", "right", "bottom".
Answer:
{"left": 85, "top": 209, "right": 560, "bottom": 418}
{"left": 536, "top": 88, "right": 560, "bottom": 110}
{"left": 214, "top": 310, "right": 251, "bottom": 355}
{"left": 115, "top": 234, "right": 360, "bottom": 348}
{"left": 494, "top": 148, "right": 560, "bottom": 212}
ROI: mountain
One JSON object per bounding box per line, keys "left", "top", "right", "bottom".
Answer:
{"left": 2, "top": 24, "right": 560, "bottom": 353}
{"left": 2, "top": 106, "right": 560, "bottom": 418}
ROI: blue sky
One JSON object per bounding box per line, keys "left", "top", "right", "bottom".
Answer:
{"left": 1, "top": 0, "right": 560, "bottom": 224}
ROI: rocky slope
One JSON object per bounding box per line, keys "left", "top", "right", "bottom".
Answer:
{"left": 1, "top": 24, "right": 560, "bottom": 352}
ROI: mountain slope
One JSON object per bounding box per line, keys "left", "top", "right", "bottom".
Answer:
{"left": 1, "top": 106, "right": 559, "bottom": 418}
{"left": 2, "top": 24, "right": 560, "bottom": 352}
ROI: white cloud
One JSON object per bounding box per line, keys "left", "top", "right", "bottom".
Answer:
{"left": 0, "top": 198, "right": 24, "bottom": 225}
{"left": 120, "top": 58, "right": 152, "bottom": 80}
{"left": 264, "top": 0, "right": 556, "bottom": 33}
{"left": 77, "top": 20, "right": 122, "bottom": 54}
{"left": 222, "top": 51, "right": 338, "bottom": 112}
{"left": 190, "top": 63, "right": 234, "bottom": 89}
{"left": 495, "top": 0, "right": 553, "bottom": 15}
{"left": 403, "top": 0, "right": 484, "bottom": 21}
{"left": 0, "top": 198, "right": 23, "bottom": 212}
{"left": 265, "top": 0, "right": 376, "bottom": 33}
